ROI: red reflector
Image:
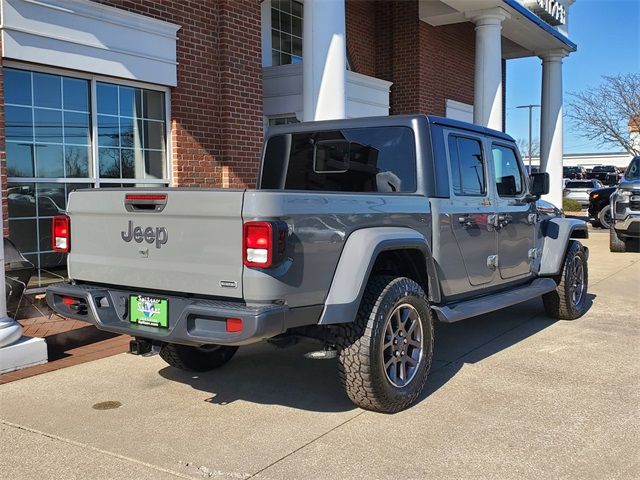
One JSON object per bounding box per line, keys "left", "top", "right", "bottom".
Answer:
{"left": 125, "top": 194, "right": 167, "bottom": 201}
{"left": 62, "top": 296, "right": 76, "bottom": 306}
{"left": 52, "top": 215, "right": 70, "bottom": 253}
{"left": 226, "top": 318, "right": 243, "bottom": 333}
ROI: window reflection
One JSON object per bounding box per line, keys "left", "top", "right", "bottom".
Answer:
{"left": 97, "top": 81, "right": 166, "bottom": 180}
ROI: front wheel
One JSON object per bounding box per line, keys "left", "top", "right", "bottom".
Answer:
{"left": 336, "top": 276, "right": 434, "bottom": 413}
{"left": 159, "top": 343, "right": 238, "bottom": 372}
{"left": 609, "top": 225, "right": 627, "bottom": 252}
{"left": 543, "top": 240, "right": 589, "bottom": 320}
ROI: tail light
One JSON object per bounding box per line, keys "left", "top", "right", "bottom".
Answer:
{"left": 52, "top": 215, "right": 70, "bottom": 253}
{"left": 243, "top": 221, "right": 287, "bottom": 268}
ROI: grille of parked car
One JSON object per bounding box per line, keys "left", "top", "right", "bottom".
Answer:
{"left": 630, "top": 200, "right": 640, "bottom": 211}
{"left": 616, "top": 203, "right": 627, "bottom": 214}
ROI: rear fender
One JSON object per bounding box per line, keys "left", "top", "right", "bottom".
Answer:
{"left": 538, "top": 218, "right": 589, "bottom": 276}
{"left": 318, "top": 227, "right": 439, "bottom": 325}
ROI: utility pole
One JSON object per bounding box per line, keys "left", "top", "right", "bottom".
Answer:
{"left": 516, "top": 104, "right": 541, "bottom": 172}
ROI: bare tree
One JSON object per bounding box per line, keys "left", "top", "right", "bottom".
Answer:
{"left": 567, "top": 73, "right": 640, "bottom": 156}
{"left": 516, "top": 137, "right": 540, "bottom": 158}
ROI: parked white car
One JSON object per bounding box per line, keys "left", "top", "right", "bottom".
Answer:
{"left": 564, "top": 179, "right": 604, "bottom": 207}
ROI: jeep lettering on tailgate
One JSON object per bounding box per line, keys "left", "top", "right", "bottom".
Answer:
{"left": 121, "top": 220, "right": 168, "bottom": 249}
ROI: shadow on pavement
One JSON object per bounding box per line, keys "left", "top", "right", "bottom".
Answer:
{"left": 159, "top": 296, "right": 594, "bottom": 412}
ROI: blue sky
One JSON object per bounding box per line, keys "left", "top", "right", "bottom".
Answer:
{"left": 505, "top": 0, "right": 640, "bottom": 154}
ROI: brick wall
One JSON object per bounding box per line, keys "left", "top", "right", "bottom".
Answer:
{"left": 346, "top": 0, "right": 475, "bottom": 117}
{"left": 95, "top": 0, "right": 263, "bottom": 188}
{"left": 345, "top": 0, "right": 377, "bottom": 77}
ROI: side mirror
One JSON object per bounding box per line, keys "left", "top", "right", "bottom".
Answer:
{"left": 530, "top": 172, "right": 550, "bottom": 197}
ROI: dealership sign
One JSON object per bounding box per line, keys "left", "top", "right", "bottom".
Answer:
{"left": 525, "top": 0, "right": 567, "bottom": 26}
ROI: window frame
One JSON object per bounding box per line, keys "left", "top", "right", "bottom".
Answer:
{"left": 446, "top": 132, "right": 488, "bottom": 198}
{"left": 4, "top": 60, "right": 172, "bottom": 187}
{"left": 490, "top": 141, "right": 527, "bottom": 198}
{"left": 261, "top": 0, "right": 304, "bottom": 67}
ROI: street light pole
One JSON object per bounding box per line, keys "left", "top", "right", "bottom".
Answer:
{"left": 516, "top": 104, "right": 541, "bottom": 171}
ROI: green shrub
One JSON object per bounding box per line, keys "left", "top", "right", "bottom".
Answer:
{"left": 563, "top": 197, "right": 583, "bottom": 212}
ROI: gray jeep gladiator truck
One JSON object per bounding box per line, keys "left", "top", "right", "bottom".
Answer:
{"left": 609, "top": 155, "right": 640, "bottom": 252}
{"left": 47, "top": 115, "right": 589, "bottom": 413}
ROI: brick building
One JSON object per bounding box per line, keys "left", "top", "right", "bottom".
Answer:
{"left": 0, "top": 0, "right": 576, "bottom": 287}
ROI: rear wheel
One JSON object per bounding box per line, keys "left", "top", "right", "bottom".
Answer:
{"left": 609, "top": 225, "right": 627, "bottom": 253}
{"left": 159, "top": 343, "right": 238, "bottom": 372}
{"left": 597, "top": 205, "right": 612, "bottom": 230}
{"left": 336, "top": 276, "right": 434, "bottom": 413}
{"left": 543, "top": 241, "right": 588, "bottom": 320}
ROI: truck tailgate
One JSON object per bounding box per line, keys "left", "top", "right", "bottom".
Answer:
{"left": 67, "top": 189, "right": 245, "bottom": 298}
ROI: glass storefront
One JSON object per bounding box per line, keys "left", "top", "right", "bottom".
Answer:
{"left": 4, "top": 67, "right": 170, "bottom": 288}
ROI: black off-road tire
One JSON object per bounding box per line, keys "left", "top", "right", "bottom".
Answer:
{"left": 609, "top": 225, "right": 627, "bottom": 253}
{"left": 597, "top": 205, "right": 612, "bottom": 230}
{"left": 159, "top": 343, "right": 238, "bottom": 372}
{"left": 336, "top": 276, "right": 434, "bottom": 413}
{"left": 543, "top": 241, "right": 589, "bottom": 320}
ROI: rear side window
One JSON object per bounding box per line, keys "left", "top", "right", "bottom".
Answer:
{"left": 491, "top": 144, "right": 524, "bottom": 196}
{"left": 261, "top": 127, "right": 417, "bottom": 193}
{"left": 448, "top": 135, "right": 486, "bottom": 196}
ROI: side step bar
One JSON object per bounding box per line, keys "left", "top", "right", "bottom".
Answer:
{"left": 432, "top": 278, "right": 557, "bottom": 323}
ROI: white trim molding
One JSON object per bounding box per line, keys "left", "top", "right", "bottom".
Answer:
{"left": 263, "top": 63, "right": 391, "bottom": 119}
{"left": 1, "top": 0, "right": 181, "bottom": 86}
{"left": 446, "top": 99, "right": 474, "bottom": 123}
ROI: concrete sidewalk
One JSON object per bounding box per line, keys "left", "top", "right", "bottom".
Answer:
{"left": 1, "top": 229, "right": 639, "bottom": 480}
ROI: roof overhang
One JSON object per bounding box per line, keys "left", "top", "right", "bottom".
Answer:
{"left": 419, "top": 0, "right": 577, "bottom": 59}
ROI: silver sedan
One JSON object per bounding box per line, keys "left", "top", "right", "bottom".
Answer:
{"left": 563, "top": 179, "right": 604, "bottom": 207}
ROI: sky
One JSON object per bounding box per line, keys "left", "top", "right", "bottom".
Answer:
{"left": 505, "top": 0, "right": 640, "bottom": 154}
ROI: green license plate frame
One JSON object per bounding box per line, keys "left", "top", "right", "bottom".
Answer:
{"left": 129, "top": 295, "right": 169, "bottom": 328}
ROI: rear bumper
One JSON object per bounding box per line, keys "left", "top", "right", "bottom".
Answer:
{"left": 46, "top": 283, "right": 318, "bottom": 346}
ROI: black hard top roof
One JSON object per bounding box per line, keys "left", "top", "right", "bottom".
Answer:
{"left": 266, "top": 114, "right": 514, "bottom": 143}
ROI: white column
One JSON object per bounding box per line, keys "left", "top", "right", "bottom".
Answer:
{"left": 468, "top": 8, "right": 510, "bottom": 131}
{"left": 539, "top": 49, "right": 568, "bottom": 208}
{"left": 303, "top": 0, "right": 346, "bottom": 121}
{"left": 0, "top": 219, "right": 23, "bottom": 348}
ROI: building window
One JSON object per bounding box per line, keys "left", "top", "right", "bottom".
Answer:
{"left": 271, "top": 0, "right": 303, "bottom": 66}
{"left": 4, "top": 66, "right": 169, "bottom": 288}
{"left": 96, "top": 82, "right": 167, "bottom": 181}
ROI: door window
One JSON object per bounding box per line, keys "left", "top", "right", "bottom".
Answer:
{"left": 448, "top": 135, "right": 486, "bottom": 196}
{"left": 491, "top": 145, "right": 525, "bottom": 197}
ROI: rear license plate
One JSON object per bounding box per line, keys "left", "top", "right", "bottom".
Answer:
{"left": 129, "top": 295, "right": 168, "bottom": 328}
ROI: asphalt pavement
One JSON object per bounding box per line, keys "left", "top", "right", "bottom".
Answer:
{"left": 1, "top": 228, "right": 639, "bottom": 479}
